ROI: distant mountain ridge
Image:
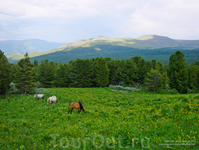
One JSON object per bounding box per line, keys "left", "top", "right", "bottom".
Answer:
{"left": 4, "top": 35, "right": 199, "bottom": 64}
{"left": 0, "top": 39, "right": 65, "bottom": 56}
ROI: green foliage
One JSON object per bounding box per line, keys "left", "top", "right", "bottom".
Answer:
{"left": 0, "top": 50, "right": 12, "bottom": 95}
{"left": 15, "top": 53, "right": 35, "bottom": 94}
{"left": 8, "top": 82, "right": 19, "bottom": 94}
{"left": 8, "top": 50, "right": 199, "bottom": 92}
{"left": 112, "top": 85, "right": 141, "bottom": 92}
{"left": 144, "top": 69, "right": 162, "bottom": 92}
{"left": 54, "top": 63, "right": 69, "bottom": 87}
{"left": 169, "top": 88, "right": 179, "bottom": 94}
{"left": 95, "top": 57, "right": 109, "bottom": 87}
{"left": 168, "top": 50, "right": 188, "bottom": 93}
{"left": 33, "top": 88, "right": 51, "bottom": 94}
{"left": 0, "top": 88, "right": 198, "bottom": 149}
{"left": 24, "top": 45, "right": 199, "bottom": 65}
{"left": 37, "top": 59, "right": 56, "bottom": 87}
{"left": 68, "top": 59, "right": 94, "bottom": 87}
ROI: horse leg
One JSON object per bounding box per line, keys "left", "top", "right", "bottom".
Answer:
{"left": 71, "top": 108, "right": 74, "bottom": 114}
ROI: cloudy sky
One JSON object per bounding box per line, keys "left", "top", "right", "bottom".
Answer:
{"left": 0, "top": 0, "right": 199, "bottom": 43}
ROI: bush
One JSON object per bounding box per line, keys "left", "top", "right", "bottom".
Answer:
{"left": 33, "top": 88, "right": 51, "bottom": 94}
{"left": 35, "top": 81, "right": 44, "bottom": 88}
{"left": 157, "top": 89, "right": 170, "bottom": 94}
{"left": 113, "top": 85, "right": 141, "bottom": 92}
{"left": 169, "top": 88, "right": 179, "bottom": 94}
{"left": 187, "top": 88, "right": 196, "bottom": 94}
{"left": 8, "top": 82, "right": 19, "bottom": 94}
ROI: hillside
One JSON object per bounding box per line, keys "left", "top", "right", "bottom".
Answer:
{"left": 6, "top": 35, "right": 199, "bottom": 64}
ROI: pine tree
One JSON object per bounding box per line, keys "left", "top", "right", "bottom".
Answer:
{"left": 0, "top": 50, "right": 12, "bottom": 95}
{"left": 15, "top": 53, "right": 35, "bottom": 94}
{"left": 115, "top": 60, "right": 126, "bottom": 85}
{"left": 81, "top": 59, "right": 94, "bottom": 87}
{"left": 125, "top": 59, "right": 138, "bottom": 85}
{"left": 95, "top": 57, "right": 109, "bottom": 87}
{"left": 54, "top": 63, "right": 69, "bottom": 87}
{"left": 131, "top": 56, "right": 147, "bottom": 83}
{"left": 107, "top": 60, "right": 119, "bottom": 85}
{"left": 68, "top": 59, "right": 94, "bottom": 87}
{"left": 37, "top": 59, "right": 56, "bottom": 87}
{"left": 187, "top": 65, "right": 197, "bottom": 90}
{"left": 168, "top": 50, "right": 188, "bottom": 93}
{"left": 144, "top": 69, "right": 162, "bottom": 92}
{"left": 34, "top": 60, "right": 38, "bottom": 67}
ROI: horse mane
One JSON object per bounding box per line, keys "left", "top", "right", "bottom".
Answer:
{"left": 78, "top": 102, "right": 84, "bottom": 111}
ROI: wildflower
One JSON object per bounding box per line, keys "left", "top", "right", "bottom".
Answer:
{"left": 132, "top": 139, "right": 134, "bottom": 141}
{"left": 96, "top": 142, "right": 98, "bottom": 145}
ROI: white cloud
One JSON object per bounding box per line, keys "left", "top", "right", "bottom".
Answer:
{"left": 0, "top": 0, "right": 199, "bottom": 41}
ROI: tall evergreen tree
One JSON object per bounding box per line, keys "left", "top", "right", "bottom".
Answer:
{"left": 68, "top": 59, "right": 93, "bottom": 87}
{"left": 168, "top": 50, "right": 188, "bottom": 93}
{"left": 187, "top": 65, "right": 197, "bottom": 89}
{"left": 95, "top": 57, "right": 109, "bottom": 87}
{"left": 107, "top": 60, "right": 119, "bottom": 85}
{"left": 144, "top": 69, "right": 162, "bottom": 92}
{"left": 125, "top": 59, "right": 138, "bottom": 85}
{"left": 37, "top": 59, "right": 56, "bottom": 87}
{"left": 0, "top": 50, "right": 12, "bottom": 95}
{"left": 54, "top": 63, "right": 69, "bottom": 87}
{"left": 34, "top": 60, "right": 38, "bottom": 67}
{"left": 115, "top": 60, "right": 126, "bottom": 85}
{"left": 15, "top": 53, "right": 35, "bottom": 94}
{"left": 131, "top": 56, "right": 147, "bottom": 83}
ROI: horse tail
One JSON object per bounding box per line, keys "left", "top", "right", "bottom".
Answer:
{"left": 78, "top": 102, "right": 83, "bottom": 109}
{"left": 78, "top": 102, "right": 84, "bottom": 112}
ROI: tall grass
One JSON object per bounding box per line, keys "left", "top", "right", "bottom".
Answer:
{"left": 0, "top": 88, "right": 198, "bottom": 149}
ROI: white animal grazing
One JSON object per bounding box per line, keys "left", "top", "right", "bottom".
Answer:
{"left": 34, "top": 94, "right": 44, "bottom": 100}
{"left": 47, "top": 96, "right": 57, "bottom": 104}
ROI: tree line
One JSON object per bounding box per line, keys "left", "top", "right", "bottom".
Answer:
{"left": 1, "top": 49, "right": 199, "bottom": 95}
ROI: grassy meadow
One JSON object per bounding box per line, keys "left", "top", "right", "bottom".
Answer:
{"left": 0, "top": 88, "right": 198, "bottom": 149}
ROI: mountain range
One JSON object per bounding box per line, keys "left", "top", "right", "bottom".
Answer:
{"left": 1, "top": 35, "right": 199, "bottom": 64}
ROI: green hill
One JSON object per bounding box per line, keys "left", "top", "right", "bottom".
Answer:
{"left": 7, "top": 35, "right": 199, "bottom": 64}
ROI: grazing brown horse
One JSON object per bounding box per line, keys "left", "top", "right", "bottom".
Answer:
{"left": 68, "top": 102, "right": 84, "bottom": 114}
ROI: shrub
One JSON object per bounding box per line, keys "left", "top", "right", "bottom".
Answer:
{"left": 169, "top": 88, "right": 179, "bottom": 94}
{"left": 8, "top": 82, "right": 19, "bottom": 94}
{"left": 187, "top": 88, "right": 196, "bottom": 94}
{"left": 33, "top": 88, "right": 51, "bottom": 94}
{"left": 113, "top": 85, "right": 141, "bottom": 92}
{"left": 157, "top": 89, "right": 170, "bottom": 94}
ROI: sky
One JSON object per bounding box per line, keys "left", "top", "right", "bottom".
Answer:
{"left": 0, "top": 0, "right": 199, "bottom": 43}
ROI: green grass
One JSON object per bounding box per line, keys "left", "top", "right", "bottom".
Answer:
{"left": 0, "top": 88, "right": 198, "bottom": 149}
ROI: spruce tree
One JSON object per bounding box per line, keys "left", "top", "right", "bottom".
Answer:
{"left": 115, "top": 60, "right": 126, "bottom": 85}
{"left": 107, "top": 60, "right": 119, "bottom": 85}
{"left": 131, "top": 56, "right": 147, "bottom": 83}
{"left": 54, "top": 63, "right": 69, "bottom": 87}
{"left": 168, "top": 50, "right": 188, "bottom": 93}
{"left": 15, "top": 53, "right": 35, "bottom": 94}
{"left": 95, "top": 57, "right": 109, "bottom": 87}
{"left": 81, "top": 59, "right": 94, "bottom": 87}
{"left": 0, "top": 50, "right": 12, "bottom": 95}
{"left": 144, "top": 69, "right": 162, "bottom": 92}
{"left": 37, "top": 59, "right": 56, "bottom": 87}
{"left": 125, "top": 59, "right": 138, "bottom": 85}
